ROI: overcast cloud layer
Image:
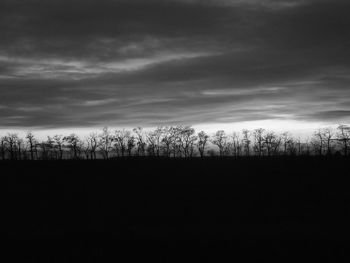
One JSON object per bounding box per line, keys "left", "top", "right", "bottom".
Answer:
{"left": 0, "top": 0, "right": 349, "bottom": 129}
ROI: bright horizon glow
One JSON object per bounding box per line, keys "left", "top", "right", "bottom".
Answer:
{"left": 0, "top": 120, "right": 345, "bottom": 141}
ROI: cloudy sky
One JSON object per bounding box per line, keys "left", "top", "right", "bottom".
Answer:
{"left": 0, "top": 0, "right": 349, "bottom": 133}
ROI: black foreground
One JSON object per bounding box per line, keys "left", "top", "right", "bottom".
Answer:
{"left": 3, "top": 157, "right": 350, "bottom": 262}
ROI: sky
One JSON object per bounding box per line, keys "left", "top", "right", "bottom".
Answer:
{"left": 0, "top": 0, "right": 350, "bottom": 136}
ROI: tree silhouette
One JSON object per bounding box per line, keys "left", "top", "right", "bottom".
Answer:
{"left": 161, "top": 127, "right": 174, "bottom": 157}
{"left": 114, "top": 129, "right": 135, "bottom": 157}
{"left": 242, "top": 129, "right": 251, "bottom": 156}
{"left": 26, "top": 132, "right": 36, "bottom": 160}
{"left": 312, "top": 129, "right": 324, "bottom": 156}
{"left": 197, "top": 131, "right": 209, "bottom": 158}
{"left": 86, "top": 133, "right": 98, "bottom": 159}
{"left": 63, "top": 134, "right": 80, "bottom": 159}
{"left": 281, "top": 132, "right": 293, "bottom": 155}
{"left": 133, "top": 127, "right": 146, "bottom": 156}
{"left": 253, "top": 128, "right": 265, "bottom": 157}
{"left": 230, "top": 132, "right": 242, "bottom": 157}
{"left": 0, "top": 125, "right": 349, "bottom": 160}
{"left": 5, "top": 133, "right": 19, "bottom": 160}
{"left": 53, "top": 135, "right": 64, "bottom": 160}
{"left": 212, "top": 130, "right": 227, "bottom": 156}
{"left": 98, "top": 127, "right": 112, "bottom": 159}
{"left": 264, "top": 131, "right": 281, "bottom": 156}
{"left": 146, "top": 127, "right": 164, "bottom": 157}
{"left": 337, "top": 125, "right": 350, "bottom": 156}
{"left": 321, "top": 127, "right": 335, "bottom": 155}
{"left": 0, "top": 136, "right": 6, "bottom": 160}
{"left": 178, "top": 126, "right": 196, "bottom": 157}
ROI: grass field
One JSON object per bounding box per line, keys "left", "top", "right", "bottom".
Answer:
{"left": 3, "top": 157, "right": 350, "bottom": 262}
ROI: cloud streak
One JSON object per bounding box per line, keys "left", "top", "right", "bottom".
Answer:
{"left": 0, "top": 0, "right": 349, "bottom": 130}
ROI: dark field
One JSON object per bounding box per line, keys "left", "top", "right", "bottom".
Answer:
{"left": 3, "top": 157, "right": 350, "bottom": 262}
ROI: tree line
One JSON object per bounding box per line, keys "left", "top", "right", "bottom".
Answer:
{"left": 0, "top": 125, "right": 349, "bottom": 160}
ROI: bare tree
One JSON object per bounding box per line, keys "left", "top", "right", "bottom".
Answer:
{"left": 177, "top": 126, "right": 196, "bottom": 157}
{"left": 63, "top": 134, "right": 81, "bottom": 159}
{"left": 253, "top": 128, "right": 265, "bottom": 156}
{"left": 321, "top": 127, "right": 335, "bottom": 155}
{"left": 46, "top": 136, "right": 56, "bottom": 159}
{"left": 114, "top": 129, "right": 132, "bottom": 157}
{"left": 296, "top": 137, "right": 302, "bottom": 156}
{"left": 40, "top": 137, "right": 57, "bottom": 160}
{"left": 26, "top": 132, "right": 37, "bottom": 160}
{"left": 53, "top": 135, "right": 64, "bottom": 160}
{"left": 337, "top": 125, "right": 350, "bottom": 156}
{"left": 311, "top": 129, "right": 324, "bottom": 156}
{"left": 212, "top": 130, "right": 227, "bottom": 156}
{"left": 39, "top": 141, "right": 48, "bottom": 160}
{"left": 0, "top": 136, "right": 6, "bottom": 160}
{"left": 287, "top": 138, "right": 298, "bottom": 156}
{"left": 242, "top": 129, "right": 251, "bottom": 156}
{"left": 281, "top": 132, "right": 293, "bottom": 155}
{"left": 126, "top": 131, "right": 136, "bottom": 156}
{"left": 264, "top": 131, "right": 281, "bottom": 156}
{"left": 146, "top": 127, "right": 164, "bottom": 157}
{"left": 80, "top": 139, "right": 90, "bottom": 159}
{"left": 230, "top": 132, "right": 242, "bottom": 157}
{"left": 304, "top": 137, "right": 311, "bottom": 156}
{"left": 133, "top": 127, "right": 146, "bottom": 156}
{"left": 5, "top": 133, "right": 19, "bottom": 160}
{"left": 2, "top": 125, "right": 350, "bottom": 160}
{"left": 197, "top": 131, "right": 209, "bottom": 158}
{"left": 161, "top": 127, "right": 174, "bottom": 157}
{"left": 170, "top": 126, "right": 182, "bottom": 157}
{"left": 86, "top": 133, "right": 98, "bottom": 159}
{"left": 15, "top": 138, "right": 24, "bottom": 160}
{"left": 98, "top": 127, "right": 113, "bottom": 159}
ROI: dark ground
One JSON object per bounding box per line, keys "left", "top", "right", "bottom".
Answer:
{"left": 2, "top": 157, "right": 350, "bottom": 262}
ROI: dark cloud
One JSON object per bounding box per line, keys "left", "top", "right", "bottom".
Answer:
{"left": 0, "top": 0, "right": 350, "bottom": 129}
{"left": 301, "top": 110, "right": 350, "bottom": 121}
